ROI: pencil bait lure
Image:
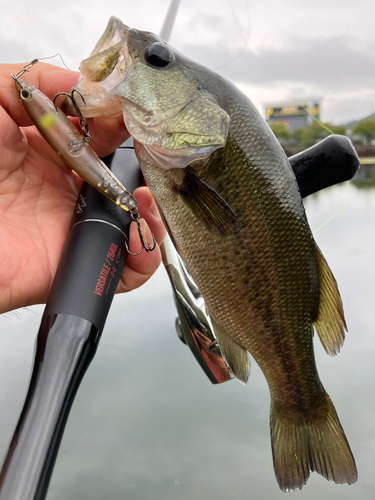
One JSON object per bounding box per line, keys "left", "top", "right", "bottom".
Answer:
{"left": 11, "top": 70, "right": 137, "bottom": 213}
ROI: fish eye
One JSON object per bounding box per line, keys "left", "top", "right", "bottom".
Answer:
{"left": 20, "top": 88, "right": 32, "bottom": 101}
{"left": 144, "top": 42, "right": 173, "bottom": 68}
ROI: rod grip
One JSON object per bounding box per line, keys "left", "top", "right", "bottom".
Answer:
{"left": 289, "top": 134, "right": 360, "bottom": 198}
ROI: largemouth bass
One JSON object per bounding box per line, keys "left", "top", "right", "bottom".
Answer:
{"left": 66, "top": 17, "right": 357, "bottom": 491}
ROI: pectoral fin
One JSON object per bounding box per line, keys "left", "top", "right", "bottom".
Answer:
{"left": 176, "top": 169, "right": 238, "bottom": 235}
{"left": 312, "top": 244, "right": 347, "bottom": 356}
{"left": 211, "top": 318, "right": 250, "bottom": 384}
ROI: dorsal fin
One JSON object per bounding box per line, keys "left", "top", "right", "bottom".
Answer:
{"left": 312, "top": 245, "right": 347, "bottom": 356}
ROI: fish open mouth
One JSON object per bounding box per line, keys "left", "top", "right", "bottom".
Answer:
{"left": 63, "top": 16, "right": 131, "bottom": 118}
{"left": 61, "top": 16, "right": 229, "bottom": 171}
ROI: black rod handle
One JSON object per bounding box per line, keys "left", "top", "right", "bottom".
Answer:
{"left": 0, "top": 146, "right": 142, "bottom": 500}
{"left": 0, "top": 315, "right": 100, "bottom": 500}
{"left": 289, "top": 134, "right": 360, "bottom": 198}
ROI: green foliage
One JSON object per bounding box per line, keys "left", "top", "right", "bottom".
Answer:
{"left": 291, "top": 122, "right": 330, "bottom": 147}
{"left": 352, "top": 119, "right": 375, "bottom": 143}
{"left": 329, "top": 124, "right": 347, "bottom": 135}
{"left": 268, "top": 120, "right": 348, "bottom": 148}
{"left": 290, "top": 122, "right": 347, "bottom": 147}
{"left": 291, "top": 127, "right": 306, "bottom": 144}
{"left": 268, "top": 121, "right": 291, "bottom": 141}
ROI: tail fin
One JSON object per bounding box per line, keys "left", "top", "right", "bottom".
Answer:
{"left": 270, "top": 395, "right": 357, "bottom": 491}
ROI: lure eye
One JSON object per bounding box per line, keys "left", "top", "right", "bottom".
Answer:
{"left": 20, "top": 88, "right": 32, "bottom": 101}
{"left": 144, "top": 42, "right": 173, "bottom": 68}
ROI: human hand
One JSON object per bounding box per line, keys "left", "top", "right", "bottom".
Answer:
{"left": 0, "top": 62, "right": 166, "bottom": 314}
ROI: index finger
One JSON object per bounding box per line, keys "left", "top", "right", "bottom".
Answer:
{"left": 0, "top": 62, "right": 129, "bottom": 158}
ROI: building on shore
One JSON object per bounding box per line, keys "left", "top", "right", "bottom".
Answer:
{"left": 264, "top": 99, "right": 322, "bottom": 132}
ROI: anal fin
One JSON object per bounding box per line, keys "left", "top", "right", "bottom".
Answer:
{"left": 312, "top": 244, "right": 347, "bottom": 356}
{"left": 211, "top": 318, "right": 250, "bottom": 384}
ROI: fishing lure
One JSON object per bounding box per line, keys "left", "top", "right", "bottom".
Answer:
{"left": 11, "top": 63, "right": 156, "bottom": 254}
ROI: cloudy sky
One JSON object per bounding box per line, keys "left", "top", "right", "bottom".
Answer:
{"left": 1, "top": 0, "right": 374, "bottom": 124}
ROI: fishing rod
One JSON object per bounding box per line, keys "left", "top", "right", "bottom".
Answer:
{"left": 0, "top": 143, "right": 142, "bottom": 500}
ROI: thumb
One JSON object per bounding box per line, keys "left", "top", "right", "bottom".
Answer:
{"left": 86, "top": 115, "right": 130, "bottom": 157}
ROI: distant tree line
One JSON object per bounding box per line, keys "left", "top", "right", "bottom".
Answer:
{"left": 268, "top": 118, "right": 375, "bottom": 147}
{"left": 351, "top": 119, "right": 375, "bottom": 144}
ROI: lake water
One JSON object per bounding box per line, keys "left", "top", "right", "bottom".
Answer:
{"left": 0, "top": 171, "right": 374, "bottom": 499}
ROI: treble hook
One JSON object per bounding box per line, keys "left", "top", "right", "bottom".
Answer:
{"left": 125, "top": 207, "right": 157, "bottom": 256}
{"left": 53, "top": 89, "right": 91, "bottom": 142}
